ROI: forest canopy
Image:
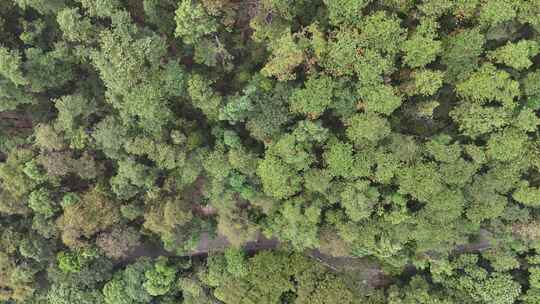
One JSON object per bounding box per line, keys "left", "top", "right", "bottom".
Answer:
{"left": 1, "top": 0, "right": 540, "bottom": 303}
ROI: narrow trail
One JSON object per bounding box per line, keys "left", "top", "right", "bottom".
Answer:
{"left": 123, "top": 232, "right": 279, "bottom": 262}
{"left": 120, "top": 229, "right": 493, "bottom": 289}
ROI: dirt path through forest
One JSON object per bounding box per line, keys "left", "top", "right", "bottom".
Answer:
{"left": 122, "top": 229, "right": 492, "bottom": 289}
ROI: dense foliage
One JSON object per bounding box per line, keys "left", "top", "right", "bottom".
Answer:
{"left": 1, "top": 0, "right": 540, "bottom": 303}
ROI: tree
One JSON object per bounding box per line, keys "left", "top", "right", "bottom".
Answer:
{"left": 47, "top": 248, "right": 113, "bottom": 300}
{"left": 387, "top": 275, "right": 452, "bottom": 303}
{"left": 324, "top": 28, "right": 363, "bottom": 77}
{"left": 323, "top": 140, "right": 354, "bottom": 178}
{"left": 290, "top": 75, "right": 336, "bottom": 118}
{"left": 143, "top": 0, "right": 177, "bottom": 35}
{"left": 217, "top": 208, "right": 259, "bottom": 248}
{"left": 187, "top": 73, "right": 222, "bottom": 121}
{"left": 53, "top": 94, "right": 96, "bottom": 137}
{"left": 486, "top": 128, "right": 528, "bottom": 162}
{"left": 346, "top": 113, "right": 391, "bottom": 144}
{"left": 303, "top": 168, "right": 333, "bottom": 195}
{"left": 425, "top": 134, "right": 462, "bottom": 164}
{"left": 522, "top": 264, "right": 540, "bottom": 303}
{"left": 143, "top": 257, "right": 177, "bottom": 296}
{"left": 56, "top": 8, "right": 95, "bottom": 43}
{"left": 174, "top": 0, "right": 218, "bottom": 45}
{"left": 28, "top": 187, "right": 57, "bottom": 218}
{"left": 518, "top": 0, "right": 540, "bottom": 32}
{"left": 402, "top": 19, "right": 442, "bottom": 68}
{"left": 358, "top": 11, "right": 406, "bottom": 56}
{"left": 294, "top": 265, "right": 356, "bottom": 304}
{"left": 13, "top": 0, "right": 67, "bottom": 14}
{"left": 441, "top": 28, "right": 485, "bottom": 82}
{"left": 261, "top": 30, "right": 305, "bottom": 81}
{"left": 224, "top": 248, "right": 248, "bottom": 277}
{"left": 265, "top": 197, "right": 321, "bottom": 250}
{"left": 90, "top": 12, "right": 185, "bottom": 134}
{"left": 0, "top": 47, "right": 28, "bottom": 87}
{"left": 19, "top": 233, "right": 54, "bottom": 263}
{"left": 340, "top": 180, "right": 379, "bottom": 222}
{"left": 358, "top": 83, "right": 403, "bottom": 115}
{"left": 488, "top": 40, "right": 540, "bottom": 70}
{"left": 465, "top": 182, "right": 508, "bottom": 224}
{"left": 257, "top": 155, "right": 302, "bottom": 200}
{"left": 323, "top": 0, "right": 367, "bottom": 25}
{"left": 482, "top": 249, "right": 519, "bottom": 272}
{"left": 76, "top": 0, "right": 121, "bottom": 17}
{"left": 96, "top": 227, "right": 141, "bottom": 260}
{"left": 479, "top": 0, "right": 517, "bottom": 26}
{"left": 248, "top": 0, "right": 307, "bottom": 43}
{"left": 47, "top": 283, "right": 104, "bottom": 304}
{"left": 124, "top": 137, "right": 185, "bottom": 170}
{"left": 34, "top": 124, "right": 65, "bottom": 152}
{"left": 23, "top": 46, "right": 75, "bottom": 93}
{"left": 398, "top": 162, "right": 443, "bottom": 202}
{"left": 57, "top": 187, "right": 121, "bottom": 248}
{"left": 102, "top": 259, "right": 153, "bottom": 304}
{"left": 220, "top": 76, "right": 293, "bottom": 142}
{"left": 0, "top": 250, "right": 38, "bottom": 302}
{"left": 57, "top": 248, "right": 99, "bottom": 274}
{"left": 407, "top": 69, "right": 444, "bottom": 96}
{"left": 92, "top": 116, "right": 128, "bottom": 159}
{"left": 208, "top": 251, "right": 358, "bottom": 304}
{"left": 110, "top": 158, "right": 158, "bottom": 199}
{"left": 441, "top": 254, "right": 522, "bottom": 304}
{"left": 0, "top": 148, "right": 35, "bottom": 214}
{"left": 450, "top": 102, "right": 512, "bottom": 138}
{"left": 514, "top": 108, "right": 540, "bottom": 132}
{"left": 143, "top": 195, "right": 194, "bottom": 253}
{"left": 513, "top": 182, "right": 540, "bottom": 207}
{"left": 456, "top": 64, "right": 520, "bottom": 108}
